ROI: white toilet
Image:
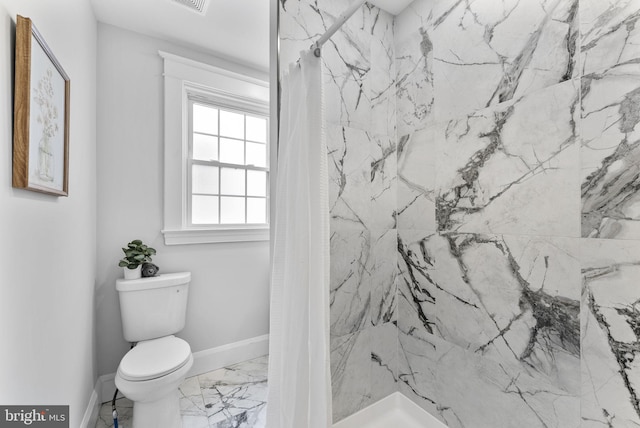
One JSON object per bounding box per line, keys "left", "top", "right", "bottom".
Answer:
{"left": 115, "top": 272, "right": 193, "bottom": 428}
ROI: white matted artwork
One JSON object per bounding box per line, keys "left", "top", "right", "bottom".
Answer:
{"left": 13, "top": 15, "right": 70, "bottom": 196}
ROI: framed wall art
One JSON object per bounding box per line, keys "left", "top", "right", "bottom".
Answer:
{"left": 13, "top": 15, "right": 70, "bottom": 196}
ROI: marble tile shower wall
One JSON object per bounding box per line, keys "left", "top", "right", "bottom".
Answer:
{"left": 281, "top": 0, "right": 640, "bottom": 425}
{"left": 395, "top": 1, "right": 640, "bottom": 428}
{"left": 280, "top": 0, "right": 399, "bottom": 423}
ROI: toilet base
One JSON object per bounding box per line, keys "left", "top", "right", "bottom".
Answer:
{"left": 132, "top": 390, "right": 182, "bottom": 428}
{"left": 115, "top": 351, "right": 193, "bottom": 428}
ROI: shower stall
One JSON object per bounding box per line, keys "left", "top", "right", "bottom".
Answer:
{"left": 274, "top": 0, "right": 640, "bottom": 426}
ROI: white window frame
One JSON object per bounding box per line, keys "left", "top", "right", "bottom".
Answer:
{"left": 160, "top": 51, "right": 270, "bottom": 245}
{"left": 187, "top": 94, "right": 270, "bottom": 227}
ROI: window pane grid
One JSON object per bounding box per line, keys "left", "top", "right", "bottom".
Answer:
{"left": 193, "top": 131, "right": 218, "bottom": 138}
{"left": 192, "top": 159, "right": 268, "bottom": 172}
{"left": 192, "top": 193, "right": 266, "bottom": 198}
{"left": 189, "top": 100, "right": 268, "bottom": 227}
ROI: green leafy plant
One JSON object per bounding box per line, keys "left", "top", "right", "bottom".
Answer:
{"left": 118, "top": 239, "right": 156, "bottom": 270}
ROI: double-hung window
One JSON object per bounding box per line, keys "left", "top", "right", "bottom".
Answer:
{"left": 189, "top": 100, "right": 269, "bottom": 226}
{"left": 161, "top": 51, "right": 270, "bottom": 245}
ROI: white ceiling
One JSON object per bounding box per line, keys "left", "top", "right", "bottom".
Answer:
{"left": 90, "top": 0, "right": 270, "bottom": 72}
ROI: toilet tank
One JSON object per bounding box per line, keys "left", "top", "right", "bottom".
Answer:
{"left": 116, "top": 272, "right": 191, "bottom": 342}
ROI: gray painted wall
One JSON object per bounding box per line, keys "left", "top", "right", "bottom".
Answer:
{"left": 0, "top": 1, "right": 97, "bottom": 425}
{"left": 95, "top": 23, "right": 271, "bottom": 377}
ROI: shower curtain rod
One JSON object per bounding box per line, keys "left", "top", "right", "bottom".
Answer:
{"left": 311, "top": 0, "right": 367, "bottom": 57}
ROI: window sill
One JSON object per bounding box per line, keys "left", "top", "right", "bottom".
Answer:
{"left": 162, "top": 227, "right": 269, "bottom": 245}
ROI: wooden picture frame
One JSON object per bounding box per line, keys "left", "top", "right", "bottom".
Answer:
{"left": 13, "top": 15, "right": 70, "bottom": 196}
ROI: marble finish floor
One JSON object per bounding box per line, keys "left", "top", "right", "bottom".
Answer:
{"left": 95, "top": 355, "right": 268, "bottom": 428}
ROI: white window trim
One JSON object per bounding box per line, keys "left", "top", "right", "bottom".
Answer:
{"left": 160, "top": 51, "right": 270, "bottom": 245}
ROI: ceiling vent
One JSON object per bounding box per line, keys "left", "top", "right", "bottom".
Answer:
{"left": 169, "top": 0, "right": 210, "bottom": 15}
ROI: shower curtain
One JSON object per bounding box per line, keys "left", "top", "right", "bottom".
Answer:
{"left": 266, "top": 51, "right": 332, "bottom": 428}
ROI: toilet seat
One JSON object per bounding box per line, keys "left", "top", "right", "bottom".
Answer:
{"left": 118, "top": 335, "right": 191, "bottom": 381}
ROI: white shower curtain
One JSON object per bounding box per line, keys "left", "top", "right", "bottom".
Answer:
{"left": 266, "top": 50, "right": 332, "bottom": 428}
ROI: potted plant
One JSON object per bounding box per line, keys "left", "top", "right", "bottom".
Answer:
{"left": 118, "top": 239, "right": 156, "bottom": 280}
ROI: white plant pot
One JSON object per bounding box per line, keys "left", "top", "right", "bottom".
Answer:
{"left": 123, "top": 265, "right": 142, "bottom": 280}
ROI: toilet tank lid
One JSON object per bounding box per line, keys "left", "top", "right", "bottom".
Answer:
{"left": 116, "top": 272, "right": 191, "bottom": 291}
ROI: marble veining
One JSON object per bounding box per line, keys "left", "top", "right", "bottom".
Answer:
{"left": 397, "top": 326, "right": 439, "bottom": 417}
{"left": 331, "top": 330, "right": 371, "bottom": 422}
{"left": 280, "top": 0, "right": 640, "bottom": 425}
{"left": 397, "top": 129, "right": 436, "bottom": 230}
{"left": 581, "top": 239, "right": 640, "bottom": 427}
{"left": 395, "top": 0, "right": 580, "bottom": 126}
{"left": 369, "top": 323, "right": 399, "bottom": 405}
{"left": 436, "top": 80, "right": 580, "bottom": 237}
{"left": 369, "top": 136, "right": 397, "bottom": 230}
{"left": 398, "top": 231, "right": 581, "bottom": 396}
{"left": 435, "top": 338, "right": 580, "bottom": 428}
{"left": 281, "top": 0, "right": 399, "bottom": 421}
{"left": 369, "top": 229, "right": 398, "bottom": 327}
{"left": 430, "top": 0, "right": 578, "bottom": 121}
{"left": 327, "top": 125, "right": 397, "bottom": 231}
{"left": 199, "top": 358, "right": 268, "bottom": 428}
{"left": 398, "top": 330, "right": 580, "bottom": 428}
{"left": 397, "top": 230, "right": 438, "bottom": 338}
{"left": 330, "top": 324, "right": 398, "bottom": 423}
{"left": 327, "top": 126, "right": 371, "bottom": 231}
{"left": 279, "top": 0, "right": 368, "bottom": 129}
{"left": 581, "top": 63, "right": 640, "bottom": 239}
{"left": 370, "top": 9, "right": 397, "bottom": 137}
{"left": 280, "top": 0, "right": 397, "bottom": 132}
{"left": 95, "top": 356, "right": 268, "bottom": 428}
{"left": 435, "top": 234, "right": 580, "bottom": 389}
{"left": 330, "top": 229, "right": 371, "bottom": 336}
{"left": 395, "top": 0, "right": 436, "bottom": 136}
{"left": 580, "top": 0, "right": 640, "bottom": 76}
{"left": 330, "top": 228, "right": 397, "bottom": 336}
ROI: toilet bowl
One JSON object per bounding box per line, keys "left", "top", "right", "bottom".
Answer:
{"left": 115, "top": 336, "right": 193, "bottom": 428}
{"left": 115, "top": 272, "right": 192, "bottom": 428}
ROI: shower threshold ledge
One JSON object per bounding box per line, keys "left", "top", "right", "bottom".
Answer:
{"left": 333, "top": 392, "right": 446, "bottom": 428}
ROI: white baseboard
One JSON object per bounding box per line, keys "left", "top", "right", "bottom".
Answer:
{"left": 187, "top": 334, "right": 269, "bottom": 378}
{"left": 80, "top": 387, "right": 100, "bottom": 428}
{"left": 98, "top": 372, "right": 117, "bottom": 406}
{"left": 332, "top": 392, "right": 446, "bottom": 428}
{"left": 97, "top": 334, "right": 270, "bottom": 404}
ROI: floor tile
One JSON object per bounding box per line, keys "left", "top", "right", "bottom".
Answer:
{"left": 97, "top": 356, "right": 268, "bottom": 428}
